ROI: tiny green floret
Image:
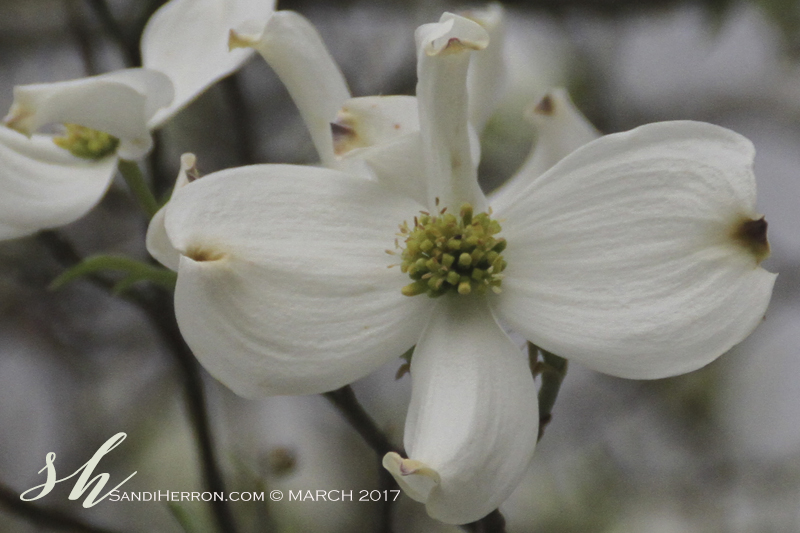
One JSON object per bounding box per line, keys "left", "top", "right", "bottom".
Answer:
{"left": 398, "top": 203, "right": 507, "bottom": 297}
{"left": 53, "top": 123, "right": 119, "bottom": 160}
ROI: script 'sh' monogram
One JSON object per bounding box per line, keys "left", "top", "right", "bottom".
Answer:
{"left": 20, "top": 433, "right": 137, "bottom": 508}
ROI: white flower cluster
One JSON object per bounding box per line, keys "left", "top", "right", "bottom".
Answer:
{"left": 0, "top": 0, "right": 776, "bottom": 525}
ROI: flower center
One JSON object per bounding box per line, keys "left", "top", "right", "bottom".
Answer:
{"left": 53, "top": 124, "right": 119, "bottom": 160}
{"left": 396, "top": 203, "right": 506, "bottom": 297}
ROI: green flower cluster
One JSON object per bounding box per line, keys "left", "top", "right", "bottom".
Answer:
{"left": 398, "top": 203, "right": 507, "bottom": 297}
{"left": 54, "top": 124, "right": 119, "bottom": 160}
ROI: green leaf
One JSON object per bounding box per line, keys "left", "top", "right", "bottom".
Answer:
{"left": 50, "top": 254, "right": 177, "bottom": 293}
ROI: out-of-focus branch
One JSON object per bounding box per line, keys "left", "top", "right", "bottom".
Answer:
{"left": 324, "top": 386, "right": 400, "bottom": 457}
{"left": 463, "top": 509, "right": 507, "bottom": 533}
{"left": 221, "top": 75, "right": 259, "bottom": 166}
{"left": 66, "top": 0, "right": 99, "bottom": 75}
{"left": 323, "top": 386, "right": 401, "bottom": 533}
{"left": 529, "top": 343, "right": 568, "bottom": 442}
{"left": 82, "top": 0, "right": 140, "bottom": 66}
{"left": 0, "top": 482, "right": 124, "bottom": 533}
{"left": 36, "top": 230, "right": 239, "bottom": 533}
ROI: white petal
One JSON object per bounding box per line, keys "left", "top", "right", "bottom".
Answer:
{"left": 463, "top": 3, "right": 507, "bottom": 133}
{"left": 342, "top": 132, "right": 428, "bottom": 207}
{"left": 230, "top": 11, "right": 350, "bottom": 167}
{"left": 492, "top": 121, "right": 777, "bottom": 379}
{"left": 142, "top": 0, "right": 276, "bottom": 127}
{"left": 146, "top": 153, "right": 196, "bottom": 271}
{"left": 415, "top": 13, "right": 489, "bottom": 212}
{"left": 490, "top": 88, "right": 600, "bottom": 206}
{"left": 164, "top": 164, "right": 431, "bottom": 396}
{"left": 0, "top": 127, "right": 117, "bottom": 240}
{"left": 4, "top": 69, "right": 173, "bottom": 160}
{"left": 384, "top": 297, "right": 538, "bottom": 525}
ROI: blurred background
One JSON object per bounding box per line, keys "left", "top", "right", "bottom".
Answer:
{"left": 1, "top": 0, "right": 799, "bottom": 531}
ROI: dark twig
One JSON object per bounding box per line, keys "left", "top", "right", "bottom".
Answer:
{"left": 221, "top": 74, "right": 259, "bottom": 166}
{"left": 36, "top": 231, "right": 239, "bottom": 533}
{"left": 139, "top": 289, "right": 240, "bottom": 533}
{"left": 324, "top": 386, "right": 400, "bottom": 457}
{"left": 530, "top": 345, "right": 569, "bottom": 442}
{"left": 0, "top": 481, "right": 124, "bottom": 533}
{"left": 463, "top": 509, "right": 507, "bottom": 533}
{"left": 66, "top": 0, "right": 99, "bottom": 75}
{"left": 83, "top": 0, "right": 140, "bottom": 66}
{"left": 324, "top": 386, "right": 400, "bottom": 533}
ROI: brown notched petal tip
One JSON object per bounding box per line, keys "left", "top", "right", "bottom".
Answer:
{"left": 733, "top": 216, "right": 770, "bottom": 265}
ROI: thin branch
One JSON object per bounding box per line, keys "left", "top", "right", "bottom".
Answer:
{"left": 0, "top": 482, "right": 124, "bottom": 533}
{"left": 323, "top": 386, "right": 400, "bottom": 533}
{"left": 65, "top": 0, "right": 99, "bottom": 75}
{"left": 462, "top": 509, "right": 507, "bottom": 533}
{"left": 83, "top": 0, "right": 140, "bottom": 66}
{"left": 323, "top": 386, "right": 401, "bottom": 457}
{"left": 221, "top": 74, "right": 259, "bottom": 166}
{"left": 37, "top": 231, "right": 239, "bottom": 533}
{"left": 530, "top": 345, "right": 569, "bottom": 442}
{"left": 140, "top": 289, "right": 240, "bottom": 533}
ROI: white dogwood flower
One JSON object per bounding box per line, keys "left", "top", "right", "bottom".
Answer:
{"left": 156, "top": 12, "right": 775, "bottom": 524}
{"left": 0, "top": 0, "right": 276, "bottom": 240}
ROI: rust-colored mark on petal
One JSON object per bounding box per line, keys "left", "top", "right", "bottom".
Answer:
{"left": 534, "top": 94, "right": 555, "bottom": 116}
{"left": 185, "top": 245, "right": 226, "bottom": 263}
{"left": 3, "top": 104, "right": 34, "bottom": 134}
{"left": 179, "top": 153, "right": 200, "bottom": 183}
{"left": 433, "top": 36, "right": 484, "bottom": 56}
{"left": 732, "top": 216, "right": 770, "bottom": 264}
{"left": 331, "top": 121, "right": 358, "bottom": 156}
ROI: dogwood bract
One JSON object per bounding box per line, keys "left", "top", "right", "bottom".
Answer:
{"left": 156, "top": 11, "right": 775, "bottom": 525}
{"left": 0, "top": 0, "right": 276, "bottom": 240}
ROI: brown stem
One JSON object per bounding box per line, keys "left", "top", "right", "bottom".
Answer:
{"left": 323, "top": 386, "right": 401, "bottom": 533}
{"left": 463, "top": 509, "right": 507, "bottom": 533}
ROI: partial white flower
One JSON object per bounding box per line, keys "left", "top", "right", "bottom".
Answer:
{"left": 1, "top": 68, "right": 172, "bottom": 240}
{"left": 144, "top": 0, "right": 277, "bottom": 127}
{"left": 158, "top": 10, "right": 775, "bottom": 526}
{"left": 0, "top": 0, "right": 277, "bottom": 240}
{"left": 5, "top": 68, "right": 173, "bottom": 161}
{"left": 0, "top": 127, "right": 117, "bottom": 240}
